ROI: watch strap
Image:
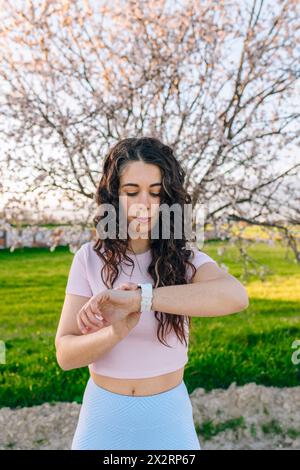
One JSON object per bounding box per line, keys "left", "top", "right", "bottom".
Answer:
{"left": 137, "top": 283, "right": 153, "bottom": 312}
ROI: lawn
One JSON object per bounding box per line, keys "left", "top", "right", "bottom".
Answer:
{"left": 0, "top": 241, "right": 299, "bottom": 408}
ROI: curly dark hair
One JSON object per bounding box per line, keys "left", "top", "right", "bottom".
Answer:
{"left": 92, "top": 136, "right": 198, "bottom": 348}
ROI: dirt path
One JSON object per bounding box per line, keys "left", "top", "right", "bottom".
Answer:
{"left": 1, "top": 382, "right": 299, "bottom": 450}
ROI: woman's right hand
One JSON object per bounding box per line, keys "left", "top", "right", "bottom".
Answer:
{"left": 77, "top": 282, "right": 141, "bottom": 338}
{"left": 111, "top": 284, "right": 142, "bottom": 339}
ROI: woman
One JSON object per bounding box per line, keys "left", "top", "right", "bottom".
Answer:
{"left": 55, "top": 137, "right": 249, "bottom": 450}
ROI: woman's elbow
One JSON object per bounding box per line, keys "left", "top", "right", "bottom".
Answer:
{"left": 221, "top": 276, "right": 249, "bottom": 314}
{"left": 56, "top": 357, "right": 70, "bottom": 371}
{"left": 55, "top": 338, "right": 72, "bottom": 371}
{"left": 56, "top": 349, "right": 70, "bottom": 371}
{"left": 233, "top": 285, "right": 249, "bottom": 312}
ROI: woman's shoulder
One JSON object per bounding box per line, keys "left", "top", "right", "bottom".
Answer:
{"left": 72, "top": 240, "right": 92, "bottom": 257}
{"left": 80, "top": 240, "right": 94, "bottom": 253}
{"left": 81, "top": 240, "right": 109, "bottom": 264}
{"left": 79, "top": 240, "right": 101, "bottom": 256}
{"left": 72, "top": 240, "right": 100, "bottom": 263}
{"left": 185, "top": 243, "right": 217, "bottom": 269}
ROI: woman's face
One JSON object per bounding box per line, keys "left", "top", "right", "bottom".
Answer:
{"left": 118, "top": 161, "right": 162, "bottom": 239}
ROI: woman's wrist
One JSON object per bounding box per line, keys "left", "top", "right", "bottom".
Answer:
{"left": 132, "top": 289, "right": 142, "bottom": 312}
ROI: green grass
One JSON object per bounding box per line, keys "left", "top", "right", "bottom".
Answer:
{"left": 261, "top": 419, "right": 283, "bottom": 435}
{"left": 196, "top": 417, "right": 246, "bottom": 440}
{"left": 195, "top": 417, "right": 300, "bottom": 442}
{"left": 0, "top": 241, "right": 299, "bottom": 408}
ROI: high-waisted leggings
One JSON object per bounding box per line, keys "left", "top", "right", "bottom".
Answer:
{"left": 71, "top": 377, "right": 201, "bottom": 450}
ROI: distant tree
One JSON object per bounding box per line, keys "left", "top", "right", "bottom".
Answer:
{"left": 0, "top": 0, "right": 299, "bottom": 268}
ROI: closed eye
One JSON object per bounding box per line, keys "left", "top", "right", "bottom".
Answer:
{"left": 127, "top": 193, "right": 160, "bottom": 197}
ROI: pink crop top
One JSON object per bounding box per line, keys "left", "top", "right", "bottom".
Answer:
{"left": 65, "top": 241, "right": 217, "bottom": 378}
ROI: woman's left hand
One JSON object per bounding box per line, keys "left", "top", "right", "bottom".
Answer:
{"left": 95, "top": 285, "right": 141, "bottom": 324}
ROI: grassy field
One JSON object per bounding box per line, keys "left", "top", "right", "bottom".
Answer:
{"left": 0, "top": 241, "right": 299, "bottom": 408}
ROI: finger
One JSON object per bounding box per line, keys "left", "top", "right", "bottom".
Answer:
{"left": 87, "top": 308, "right": 104, "bottom": 327}
{"left": 89, "top": 300, "right": 104, "bottom": 320}
{"left": 116, "top": 282, "right": 138, "bottom": 291}
{"left": 88, "top": 300, "right": 105, "bottom": 324}
{"left": 88, "top": 302, "right": 103, "bottom": 322}
{"left": 120, "top": 282, "right": 137, "bottom": 287}
{"left": 81, "top": 308, "right": 100, "bottom": 329}
{"left": 88, "top": 307, "right": 106, "bottom": 329}
{"left": 94, "top": 313, "right": 104, "bottom": 322}
{"left": 78, "top": 315, "right": 89, "bottom": 334}
{"left": 78, "top": 313, "right": 94, "bottom": 333}
{"left": 124, "top": 282, "right": 139, "bottom": 290}
{"left": 81, "top": 315, "right": 102, "bottom": 333}
{"left": 128, "top": 311, "right": 142, "bottom": 317}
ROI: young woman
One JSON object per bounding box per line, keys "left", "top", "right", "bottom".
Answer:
{"left": 55, "top": 137, "right": 249, "bottom": 450}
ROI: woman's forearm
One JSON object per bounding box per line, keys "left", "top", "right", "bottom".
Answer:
{"left": 135, "top": 274, "right": 249, "bottom": 318}
{"left": 56, "top": 325, "right": 123, "bottom": 371}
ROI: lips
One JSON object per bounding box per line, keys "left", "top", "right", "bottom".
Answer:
{"left": 136, "top": 217, "right": 151, "bottom": 223}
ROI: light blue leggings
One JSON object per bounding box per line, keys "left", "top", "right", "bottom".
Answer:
{"left": 71, "top": 377, "right": 201, "bottom": 450}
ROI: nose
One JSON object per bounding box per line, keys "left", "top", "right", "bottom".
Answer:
{"left": 136, "top": 192, "right": 151, "bottom": 216}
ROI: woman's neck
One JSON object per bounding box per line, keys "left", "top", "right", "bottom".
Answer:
{"left": 127, "top": 240, "right": 150, "bottom": 255}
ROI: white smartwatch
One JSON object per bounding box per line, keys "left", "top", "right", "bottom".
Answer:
{"left": 137, "top": 283, "right": 153, "bottom": 312}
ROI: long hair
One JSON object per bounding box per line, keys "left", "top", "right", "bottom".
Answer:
{"left": 92, "top": 137, "right": 197, "bottom": 348}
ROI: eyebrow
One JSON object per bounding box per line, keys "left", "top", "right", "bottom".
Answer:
{"left": 121, "top": 183, "right": 162, "bottom": 188}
